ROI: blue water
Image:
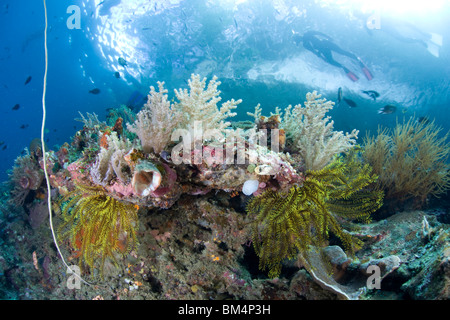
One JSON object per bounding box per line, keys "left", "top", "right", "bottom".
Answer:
{"left": 1, "top": 0, "right": 450, "bottom": 182}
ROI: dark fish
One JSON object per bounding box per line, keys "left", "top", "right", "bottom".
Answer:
{"left": 20, "top": 124, "right": 29, "bottom": 129}
{"left": 0, "top": 141, "right": 4, "bottom": 146}
{"left": 118, "top": 57, "right": 127, "bottom": 67}
{"left": 126, "top": 90, "right": 147, "bottom": 110}
{"left": 114, "top": 71, "right": 121, "bottom": 79}
{"left": 417, "top": 116, "right": 430, "bottom": 125}
{"left": 2, "top": 145, "right": 6, "bottom": 150}
{"left": 12, "top": 104, "right": 20, "bottom": 110}
{"left": 89, "top": 88, "right": 101, "bottom": 94}
{"left": 337, "top": 87, "right": 342, "bottom": 104}
{"left": 362, "top": 90, "right": 380, "bottom": 101}
{"left": 142, "top": 27, "right": 150, "bottom": 30}
{"left": 24, "top": 76, "right": 32, "bottom": 85}
{"left": 343, "top": 98, "right": 357, "bottom": 108}
{"left": 378, "top": 105, "right": 397, "bottom": 114}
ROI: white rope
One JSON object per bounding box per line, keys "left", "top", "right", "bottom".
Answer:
{"left": 41, "top": 0, "right": 92, "bottom": 287}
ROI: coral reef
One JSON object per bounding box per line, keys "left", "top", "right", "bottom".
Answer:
{"left": 2, "top": 74, "right": 449, "bottom": 301}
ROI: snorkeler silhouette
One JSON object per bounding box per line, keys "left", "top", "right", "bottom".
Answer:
{"left": 293, "top": 30, "right": 373, "bottom": 82}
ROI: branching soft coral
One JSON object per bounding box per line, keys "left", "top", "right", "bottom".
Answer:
{"left": 363, "top": 117, "right": 450, "bottom": 206}
{"left": 90, "top": 131, "right": 133, "bottom": 186}
{"left": 128, "top": 75, "right": 241, "bottom": 154}
{"left": 127, "top": 82, "right": 182, "bottom": 154}
{"left": 174, "top": 74, "right": 241, "bottom": 142}
{"left": 247, "top": 147, "right": 383, "bottom": 278}
{"left": 281, "top": 91, "right": 359, "bottom": 171}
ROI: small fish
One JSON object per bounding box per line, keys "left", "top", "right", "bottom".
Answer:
{"left": 362, "top": 90, "right": 380, "bottom": 101}
{"left": 12, "top": 104, "right": 20, "bottom": 110}
{"left": 142, "top": 27, "right": 150, "bottom": 30}
{"left": 2, "top": 145, "right": 6, "bottom": 150}
{"left": 24, "top": 76, "right": 32, "bottom": 85}
{"left": 417, "top": 116, "right": 430, "bottom": 125}
{"left": 337, "top": 87, "right": 342, "bottom": 104}
{"left": 89, "top": 88, "right": 100, "bottom": 94}
{"left": 0, "top": 141, "right": 4, "bottom": 146}
{"left": 378, "top": 105, "right": 397, "bottom": 114}
{"left": 20, "top": 124, "right": 29, "bottom": 129}
{"left": 118, "top": 57, "right": 127, "bottom": 67}
{"left": 343, "top": 98, "right": 357, "bottom": 108}
{"left": 114, "top": 71, "right": 120, "bottom": 79}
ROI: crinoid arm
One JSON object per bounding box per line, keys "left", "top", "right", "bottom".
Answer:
{"left": 58, "top": 182, "right": 139, "bottom": 278}
{"left": 247, "top": 147, "right": 383, "bottom": 278}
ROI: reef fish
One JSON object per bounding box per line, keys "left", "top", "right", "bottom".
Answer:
{"left": 114, "top": 71, "right": 121, "bottom": 79}
{"left": 337, "top": 87, "right": 342, "bottom": 104}
{"left": 12, "top": 104, "right": 20, "bottom": 110}
{"left": 417, "top": 116, "right": 430, "bottom": 125}
{"left": 362, "top": 90, "right": 380, "bottom": 101}
{"left": 343, "top": 98, "right": 357, "bottom": 108}
{"left": 118, "top": 57, "right": 127, "bottom": 67}
{"left": 89, "top": 88, "right": 101, "bottom": 94}
{"left": 378, "top": 105, "right": 397, "bottom": 114}
{"left": 126, "top": 90, "right": 147, "bottom": 110}
{"left": 24, "top": 76, "right": 32, "bottom": 85}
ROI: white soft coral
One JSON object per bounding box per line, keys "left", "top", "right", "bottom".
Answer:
{"left": 174, "top": 74, "right": 241, "bottom": 137}
{"left": 127, "top": 81, "right": 182, "bottom": 154}
{"left": 282, "top": 91, "right": 359, "bottom": 171}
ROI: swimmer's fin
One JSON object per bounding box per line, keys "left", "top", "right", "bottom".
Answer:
{"left": 426, "top": 42, "right": 440, "bottom": 57}
{"left": 430, "top": 33, "right": 443, "bottom": 46}
{"left": 357, "top": 58, "right": 373, "bottom": 80}
{"left": 424, "top": 33, "right": 442, "bottom": 58}
{"left": 361, "top": 66, "right": 373, "bottom": 80}
{"left": 346, "top": 71, "right": 359, "bottom": 82}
